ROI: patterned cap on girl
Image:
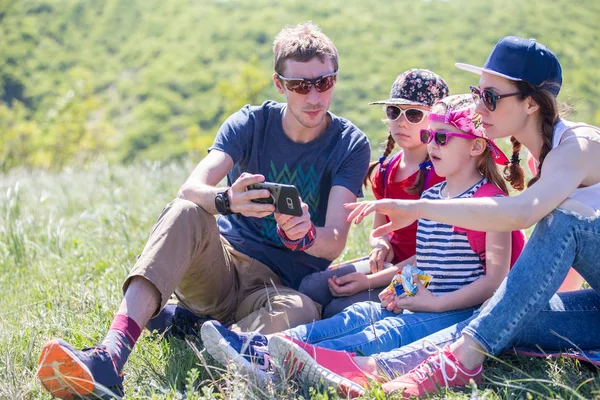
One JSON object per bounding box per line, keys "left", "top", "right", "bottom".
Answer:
{"left": 369, "top": 69, "right": 450, "bottom": 107}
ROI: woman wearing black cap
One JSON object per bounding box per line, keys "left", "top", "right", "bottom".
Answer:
{"left": 272, "top": 36, "right": 600, "bottom": 398}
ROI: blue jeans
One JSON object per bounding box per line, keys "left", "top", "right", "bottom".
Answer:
{"left": 375, "top": 209, "right": 600, "bottom": 377}
{"left": 283, "top": 301, "right": 477, "bottom": 356}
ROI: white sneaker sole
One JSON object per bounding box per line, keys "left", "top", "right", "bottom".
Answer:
{"left": 200, "top": 323, "right": 269, "bottom": 386}
{"left": 268, "top": 335, "right": 366, "bottom": 397}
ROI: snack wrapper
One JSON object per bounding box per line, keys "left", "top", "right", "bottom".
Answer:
{"left": 388, "top": 265, "right": 432, "bottom": 296}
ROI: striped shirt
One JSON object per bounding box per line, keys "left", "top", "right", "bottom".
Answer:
{"left": 416, "top": 178, "right": 486, "bottom": 295}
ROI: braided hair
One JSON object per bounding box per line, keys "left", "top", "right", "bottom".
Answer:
{"left": 364, "top": 134, "right": 395, "bottom": 187}
{"left": 513, "top": 81, "right": 569, "bottom": 187}
{"left": 503, "top": 136, "right": 525, "bottom": 190}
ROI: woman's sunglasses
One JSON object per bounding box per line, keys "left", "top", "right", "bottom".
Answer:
{"left": 419, "top": 129, "right": 478, "bottom": 146}
{"left": 276, "top": 71, "right": 338, "bottom": 95}
{"left": 470, "top": 85, "right": 525, "bottom": 112}
{"left": 385, "top": 106, "right": 429, "bottom": 124}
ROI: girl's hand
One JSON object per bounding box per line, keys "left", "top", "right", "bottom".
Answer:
{"left": 394, "top": 275, "right": 440, "bottom": 312}
{"left": 328, "top": 273, "right": 369, "bottom": 297}
{"left": 345, "top": 200, "right": 420, "bottom": 238}
{"left": 379, "top": 287, "right": 403, "bottom": 314}
{"left": 369, "top": 239, "right": 393, "bottom": 273}
{"left": 379, "top": 286, "right": 394, "bottom": 303}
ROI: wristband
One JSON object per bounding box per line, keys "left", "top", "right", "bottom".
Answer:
{"left": 277, "top": 222, "right": 317, "bottom": 251}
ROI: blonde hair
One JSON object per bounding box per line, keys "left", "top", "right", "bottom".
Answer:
{"left": 273, "top": 21, "right": 338, "bottom": 75}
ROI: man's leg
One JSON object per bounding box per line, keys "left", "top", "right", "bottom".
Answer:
{"left": 37, "top": 198, "right": 238, "bottom": 399}
{"left": 232, "top": 283, "right": 322, "bottom": 334}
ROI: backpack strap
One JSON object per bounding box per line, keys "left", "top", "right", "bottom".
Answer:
{"left": 453, "top": 183, "right": 527, "bottom": 274}
{"left": 382, "top": 151, "right": 438, "bottom": 194}
{"left": 422, "top": 163, "right": 434, "bottom": 190}
{"left": 381, "top": 151, "right": 403, "bottom": 196}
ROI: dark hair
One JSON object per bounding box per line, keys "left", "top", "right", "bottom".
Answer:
{"left": 514, "top": 81, "right": 570, "bottom": 187}
{"left": 503, "top": 136, "right": 525, "bottom": 190}
{"left": 363, "top": 133, "right": 430, "bottom": 196}
{"left": 406, "top": 154, "right": 432, "bottom": 195}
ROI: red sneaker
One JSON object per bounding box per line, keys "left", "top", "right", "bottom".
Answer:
{"left": 268, "top": 334, "right": 376, "bottom": 398}
{"left": 382, "top": 344, "right": 483, "bottom": 398}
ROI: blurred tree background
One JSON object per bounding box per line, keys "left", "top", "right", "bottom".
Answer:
{"left": 1, "top": 0, "right": 599, "bottom": 172}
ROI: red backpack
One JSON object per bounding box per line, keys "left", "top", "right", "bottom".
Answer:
{"left": 453, "top": 183, "right": 526, "bottom": 273}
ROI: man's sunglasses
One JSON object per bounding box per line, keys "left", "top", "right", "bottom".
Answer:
{"left": 385, "top": 106, "right": 429, "bottom": 124}
{"left": 470, "top": 85, "right": 526, "bottom": 112}
{"left": 419, "top": 129, "right": 478, "bottom": 146}
{"left": 276, "top": 71, "right": 338, "bottom": 95}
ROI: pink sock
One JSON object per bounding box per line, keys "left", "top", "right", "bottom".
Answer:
{"left": 102, "top": 314, "right": 141, "bottom": 372}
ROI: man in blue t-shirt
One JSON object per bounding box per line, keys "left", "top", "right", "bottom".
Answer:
{"left": 36, "top": 21, "right": 370, "bottom": 399}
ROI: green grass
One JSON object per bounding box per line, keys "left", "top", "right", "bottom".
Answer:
{"left": 1, "top": 162, "right": 599, "bottom": 399}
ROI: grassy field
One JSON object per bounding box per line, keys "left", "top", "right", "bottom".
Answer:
{"left": 1, "top": 162, "right": 599, "bottom": 399}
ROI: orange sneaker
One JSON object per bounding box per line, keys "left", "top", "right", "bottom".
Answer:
{"left": 36, "top": 339, "right": 124, "bottom": 399}
{"left": 381, "top": 344, "right": 483, "bottom": 398}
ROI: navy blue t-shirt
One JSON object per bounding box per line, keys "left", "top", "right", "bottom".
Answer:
{"left": 209, "top": 101, "right": 371, "bottom": 289}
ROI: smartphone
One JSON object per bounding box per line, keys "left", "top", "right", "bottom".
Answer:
{"left": 247, "top": 182, "right": 303, "bottom": 217}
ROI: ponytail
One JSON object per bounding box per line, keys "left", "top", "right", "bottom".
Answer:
{"left": 406, "top": 155, "right": 432, "bottom": 195}
{"left": 513, "top": 81, "right": 568, "bottom": 187}
{"left": 503, "top": 136, "right": 525, "bottom": 190}
{"left": 364, "top": 134, "right": 395, "bottom": 188}
{"left": 478, "top": 147, "right": 509, "bottom": 194}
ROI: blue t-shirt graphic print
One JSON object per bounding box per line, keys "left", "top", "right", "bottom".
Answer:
{"left": 209, "top": 101, "right": 370, "bottom": 289}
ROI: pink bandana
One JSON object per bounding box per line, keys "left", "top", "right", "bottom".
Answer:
{"left": 428, "top": 106, "right": 510, "bottom": 166}
{"left": 428, "top": 108, "right": 484, "bottom": 137}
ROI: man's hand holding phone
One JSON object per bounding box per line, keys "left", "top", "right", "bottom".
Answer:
{"left": 228, "top": 173, "right": 306, "bottom": 222}
{"left": 274, "top": 202, "right": 311, "bottom": 240}
{"left": 243, "top": 176, "right": 314, "bottom": 250}
{"left": 228, "top": 173, "right": 275, "bottom": 218}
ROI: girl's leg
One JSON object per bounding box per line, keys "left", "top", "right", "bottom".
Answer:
{"left": 323, "top": 289, "right": 383, "bottom": 319}
{"left": 373, "top": 318, "right": 471, "bottom": 379}
{"left": 459, "top": 210, "right": 600, "bottom": 359}
{"left": 282, "top": 301, "right": 387, "bottom": 345}
{"left": 316, "top": 307, "right": 476, "bottom": 355}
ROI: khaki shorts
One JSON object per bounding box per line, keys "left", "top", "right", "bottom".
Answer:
{"left": 123, "top": 198, "right": 321, "bottom": 333}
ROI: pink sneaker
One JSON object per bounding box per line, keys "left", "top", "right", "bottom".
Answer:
{"left": 268, "top": 334, "right": 376, "bottom": 398}
{"left": 382, "top": 343, "right": 483, "bottom": 398}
